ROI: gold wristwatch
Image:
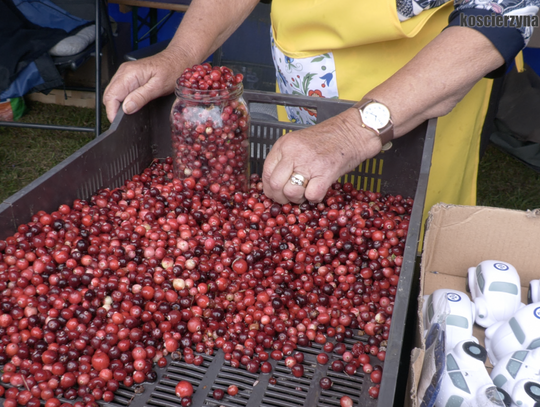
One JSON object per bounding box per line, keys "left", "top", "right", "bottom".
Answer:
{"left": 355, "top": 98, "right": 394, "bottom": 151}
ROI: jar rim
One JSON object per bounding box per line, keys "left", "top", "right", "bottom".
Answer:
{"left": 174, "top": 79, "right": 244, "bottom": 101}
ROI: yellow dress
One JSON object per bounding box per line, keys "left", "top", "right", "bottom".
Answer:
{"left": 270, "top": 0, "right": 493, "bottom": 228}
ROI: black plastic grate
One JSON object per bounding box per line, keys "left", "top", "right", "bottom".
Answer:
{"left": 261, "top": 359, "right": 315, "bottom": 407}
{"left": 146, "top": 352, "right": 215, "bottom": 407}
{"left": 0, "top": 381, "right": 141, "bottom": 407}
{"left": 208, "top": 364, "right": 258, "bottom": 406}
{"left": 298, "top": 341, "right": 325, "bottom": 356}
{"left": 319, "top": 369, "right": 366, "bottom": 407}
{"left": 110, "top": 383, "right": 142, "bottom": 406}
{"left": 0, "top": 332, "right": 380, "bottom": 407}
{"left": 249, "top": 120, "right": 302, "bottom": 176}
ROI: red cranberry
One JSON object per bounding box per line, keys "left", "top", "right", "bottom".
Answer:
{"left": 331, "top": 360, "right": 345, "bottom": 373}
{"left": 290, "top": 364, "right": 304, "bottom": 378}
{"left": 320, "top": 377, "right": 332, "bottom": 390}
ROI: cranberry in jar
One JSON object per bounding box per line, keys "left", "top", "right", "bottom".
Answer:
{"left": 170, "top": 63, "right": 250, "bottom": 192}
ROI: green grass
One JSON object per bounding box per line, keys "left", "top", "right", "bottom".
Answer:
{"left": 1, "top": 100, "right": 539, "bottom": 211}
{"left": 477, "top": 143, "right": 540, "bottom": 210}
{"left": 0, "top": 101, "right": 108, "bottom": 202}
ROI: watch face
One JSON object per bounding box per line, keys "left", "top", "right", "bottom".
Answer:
{"left": 361, "top": 102, "right": 390, "bottom": 130}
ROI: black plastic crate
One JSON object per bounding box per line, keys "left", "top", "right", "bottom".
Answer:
{"left": 0, "top": 90, "right": 435, "bottom": 407}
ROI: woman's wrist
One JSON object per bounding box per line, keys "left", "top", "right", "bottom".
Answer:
{"left": 339, "top": 107, "right": 388, "bottom": 164}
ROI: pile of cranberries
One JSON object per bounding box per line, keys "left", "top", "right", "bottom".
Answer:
{"left": 0, "top": 157, "right": 412, "bottom": 406}
{"left": 170, "top": 63, "right": 249, "bottom": 193}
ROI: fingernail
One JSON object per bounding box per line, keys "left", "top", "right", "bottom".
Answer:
{"left": 124, "top": 101, "right": 137, "bottom": 114}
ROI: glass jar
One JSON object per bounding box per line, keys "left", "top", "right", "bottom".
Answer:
{"left": 170, "top": 77, "right": 250, "bottom": 193}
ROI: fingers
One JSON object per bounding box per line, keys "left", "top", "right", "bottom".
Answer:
{"left": 104, "top": 101, "right": 120, "bottom": 124}
{"left": 103, "top": 64, "right": 137, "bottom": 123}
{"left": 122, "top": 79, "right": 165, "bottom": 116}
{"left": 103, "top": 58, "right": 175, "bottom": 123}
{"left": 281, "top": 173, "right": 308, "bottom": 204}
{"left": 263, "top": 149, "right": 311, "bottom": 204}
{"left": 103, "top": 81, "right": 124, "bottom": 123}
{"left": 304, "top": 177, "right": 329, "bottom": 203}
{"left": 265, "top": 163, "right": 329, "bottom": 204}
{"left": 263, "top": 133, "right": 330, "bottom": 204}
{"left": 262, "top": 156, "right": 294, "bottom": 204}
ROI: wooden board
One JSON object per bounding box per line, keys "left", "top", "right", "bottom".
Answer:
{"left": 109, "top": 0, "right": 189, "bottom": 12}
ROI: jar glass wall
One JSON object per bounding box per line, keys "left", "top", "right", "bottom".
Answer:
{"left": 170, "top": 69, "right": 250, "bottom": 193}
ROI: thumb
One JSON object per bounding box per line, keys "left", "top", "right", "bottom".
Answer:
{"left": 122, "top": 79, "right": 170, "bottom": 115}
{"left": 122, "top": 88, "right": 148, "bottom": 115}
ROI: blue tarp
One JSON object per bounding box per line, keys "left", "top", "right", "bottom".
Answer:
{"left": 14, "top": 0, "right": 88, "bottom": 32}
{"left": 0, "top": 0, "right": 89, "bottom": 101}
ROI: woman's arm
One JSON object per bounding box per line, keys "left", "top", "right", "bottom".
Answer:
{"left": 262, "top": 26, "right": 505, "bottom": 204}
{"left": 364, "top": 25, "right": 504, "bottom": 137}
{"left": 103, "top": 0, "right": 259, "bottom": 122}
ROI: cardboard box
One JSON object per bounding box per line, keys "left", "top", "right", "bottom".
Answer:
{"left": 408, "top": 203, "right": 540, "bottom": 406}
{"left": 26, "top": 89, "right": 96, "bottom": 108}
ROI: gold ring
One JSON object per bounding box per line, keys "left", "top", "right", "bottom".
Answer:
{"left": 290, "top": 173, "right": 308, "bottom": 187}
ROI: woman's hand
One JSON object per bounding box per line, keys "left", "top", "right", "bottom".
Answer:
{"left": 262, "top": 108, "right": 382, "bottom": 204}
{"left": 103, "top": 0, "right": 259, "bottom": 123}
{"left": 103, "top": 50, "right": 183, "bottom": 123}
